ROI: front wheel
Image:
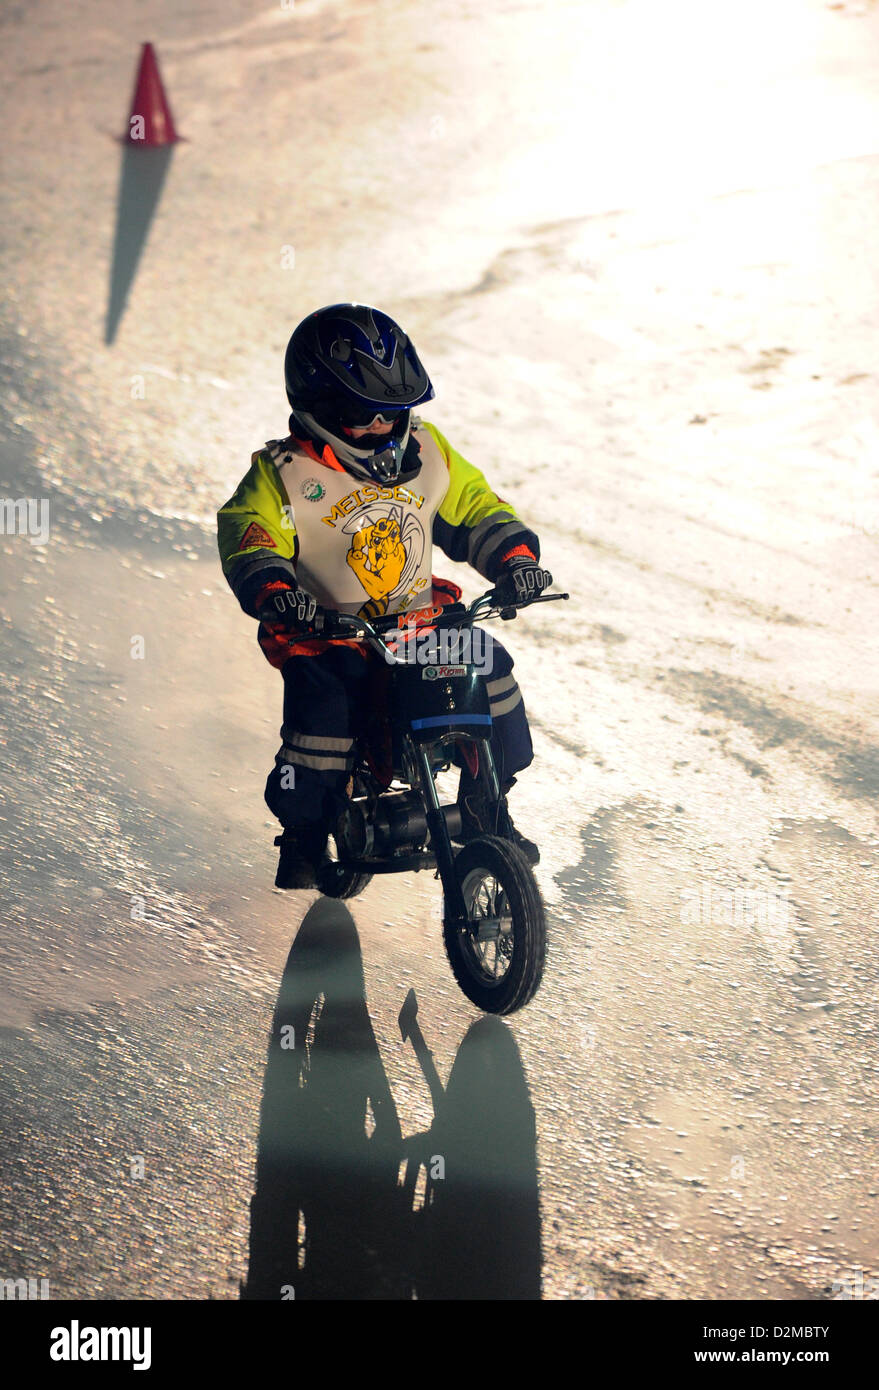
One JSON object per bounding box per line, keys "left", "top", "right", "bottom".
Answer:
{"left": 443, "top": 836, "right": 546, "bottom": 1014}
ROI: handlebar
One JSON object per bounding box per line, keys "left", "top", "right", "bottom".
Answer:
{"left": 259, "top": 587, "right": 570, "bottom": 659}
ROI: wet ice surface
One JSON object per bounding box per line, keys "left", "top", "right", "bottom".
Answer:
{"left": 1, "top": 0, "right": 878, "bottom": 1297}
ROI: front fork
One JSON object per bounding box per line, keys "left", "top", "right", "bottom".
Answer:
{"left": 413, "top": 739, "right": 501, "bottom": 932}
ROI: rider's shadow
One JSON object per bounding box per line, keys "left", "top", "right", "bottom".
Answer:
{"left": 242, "top": 899, "right": 405, "bottom": 1299}
{"left": 242, "top": 901, "right": 541, "bottom": 1299}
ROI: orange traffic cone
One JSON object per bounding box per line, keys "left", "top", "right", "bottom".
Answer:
{"left": 124, "top": 42, "right": 180, "bottom": 146}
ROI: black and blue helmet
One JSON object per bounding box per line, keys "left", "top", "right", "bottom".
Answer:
{"left": 284, "top": 303, "right": 435, "bottom": 483}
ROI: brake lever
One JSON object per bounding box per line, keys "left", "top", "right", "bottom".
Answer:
{"left": 490, "top": 590, "right": 570, "bottom": 621}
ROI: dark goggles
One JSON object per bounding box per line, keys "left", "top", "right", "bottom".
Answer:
{"left": 330, "top": 400, "right": 411, "bottom": 429}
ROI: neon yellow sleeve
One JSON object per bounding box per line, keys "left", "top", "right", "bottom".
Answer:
{"left": 420, "top": 420, "right": 540, "bottom": 577}
{"left": 217, "top": 451, "right": 298, "bottom": 613}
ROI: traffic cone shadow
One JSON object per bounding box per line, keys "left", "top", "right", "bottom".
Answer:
{"left": 105, "top": 44, "right": 182, "bottom": 345}
{"left": 105, "top": 144, "right": 174, "bottom": 345}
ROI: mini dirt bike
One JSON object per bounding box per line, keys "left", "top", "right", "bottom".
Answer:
{"left": 277, "top": 587, "right": 567, "bottom": 1015}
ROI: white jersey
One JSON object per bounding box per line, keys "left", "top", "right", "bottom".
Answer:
{"left": 267, "top": 418, "right": 450, "bottom": 619}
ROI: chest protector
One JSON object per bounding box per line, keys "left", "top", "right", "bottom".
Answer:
{"left": 268, "top": 422, "right": 450, "bottom": 620}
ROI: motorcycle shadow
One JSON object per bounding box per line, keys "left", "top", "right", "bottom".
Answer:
{"left": 241, "top": 899, "right": 541, "bottom": 1299}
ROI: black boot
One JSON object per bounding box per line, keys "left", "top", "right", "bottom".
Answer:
{"left": 274, "top": 823, "right": 330, "bottom": 890}
{"left": 456, "top": 775, "right": 540, "bottom": 865}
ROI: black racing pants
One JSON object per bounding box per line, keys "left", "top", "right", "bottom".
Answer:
{"left": 265, "top": 634, "right": 533, "bottom": 831}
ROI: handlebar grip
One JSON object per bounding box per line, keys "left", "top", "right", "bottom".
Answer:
{"left": 257, "top": 604, "right": 351, "bottom": 638}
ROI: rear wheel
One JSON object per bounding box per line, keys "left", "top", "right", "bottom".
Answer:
{"left": 314, "top": 856, "right": 372, "bottom": 900}
{"left": 318, "top": 775, "right": 374, "bottom": 900}
{"left": 442, "top": 836, "right": 546, "bottom": 1014}
{"left": 316, "top": 850, "right": 373, "bottom": 900}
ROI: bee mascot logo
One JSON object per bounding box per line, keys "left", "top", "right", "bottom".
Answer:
{"left": 343, "top": 504, "right": 424, "bottom": 618}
